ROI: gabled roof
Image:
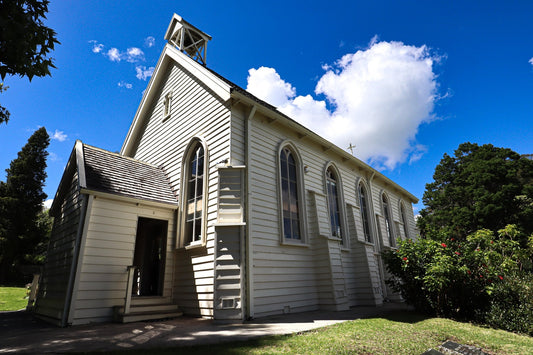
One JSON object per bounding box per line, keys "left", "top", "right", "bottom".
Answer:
{"left": 50, "top": 141, "right": 178, "bottom": 216}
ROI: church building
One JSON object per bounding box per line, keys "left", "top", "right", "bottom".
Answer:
{"left": 34, "top": 14, "right": 418, "bottom": 326}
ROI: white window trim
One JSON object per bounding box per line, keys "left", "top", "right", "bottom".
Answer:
{"left": 163, "top": 91, "right": 172, "bottom": 121}
{"left": 178, "top": 137, "right": 209, "bottom": 249}
{"left": 277, "top": 141, "right": 308, "bottom": 245}
{"left": 381, "top": 192, "right": 395, "bottom": 247}
{"left": 358, "top": 181, "right": 374, "bottom": 244}
{"left": 323, "top": 162, "right": 349, "bottom": 247}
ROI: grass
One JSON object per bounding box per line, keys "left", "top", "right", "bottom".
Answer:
{"left": 82, "top": 311, "right": 533, "bottom": 355}
{"left": 0, "top": 286, "right": 28, "bottom": 311}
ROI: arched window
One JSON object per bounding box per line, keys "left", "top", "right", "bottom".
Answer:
{"left": 280, "top": 147, "right": 301, "bottom": 240}
{"left": 359, "top": 183, "right": 372, "bottom": 243}
{"left": 382, "top": 194, "right": 394, "bottom": 246}
{"left": 184, "top": 142, "right": 205, "bottom": 245}
{"left": 326, "top": 167, "right": 343, "bottom": 241}
{"left": 400, "top": 202, "right": 409, "bottom": 239}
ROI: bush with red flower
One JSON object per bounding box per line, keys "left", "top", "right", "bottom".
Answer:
{"left": 383, "top": 224, "right": 533, "bottom": 334}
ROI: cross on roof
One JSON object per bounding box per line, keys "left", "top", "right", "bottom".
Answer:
{"left": 347, "top": 143, "right": 356, "bottom": 155}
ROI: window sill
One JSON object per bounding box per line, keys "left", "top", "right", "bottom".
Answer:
{"left": 280, "top": 239, "right": 310, "bottom": 248}
{"left": 213, "top": 222, "right": 246, "bottom": 227}
{"left": 357, "top": 239, "right": 375, "bottom": 247}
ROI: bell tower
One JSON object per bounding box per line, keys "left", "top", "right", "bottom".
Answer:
{"left": 164, "top": 14, "right": 212, "bottom": 65}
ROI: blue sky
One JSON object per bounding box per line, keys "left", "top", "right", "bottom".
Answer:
{"left": 1, "top": 0, "right": 532, "bottom": 212}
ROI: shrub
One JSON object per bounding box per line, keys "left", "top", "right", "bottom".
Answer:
{"left": 485, "top": 273, "right": 533, "bottom": 335}
{"left": 383, "top": 225, "right": 533, "bottom": 324}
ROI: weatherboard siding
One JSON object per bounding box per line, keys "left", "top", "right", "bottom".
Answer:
{"left": 128, "top": 62, "right": 232, "bottom": 318}
{"left": 246, "top": 109, "right": 419, "bottom": 316}
{"left": 70, "top": 197, "right": 175, "bottom": 325}
{"left": 34, "top": 171, "right": 82, "bottom": 324}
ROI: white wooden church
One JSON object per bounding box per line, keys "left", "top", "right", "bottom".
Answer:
{"left": 34, "top": 14, "right": 418, "bottom": 326}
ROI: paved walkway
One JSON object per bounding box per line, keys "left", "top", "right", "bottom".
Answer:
{"left": 0, "top": 303, "right": 412, "bottom": 354}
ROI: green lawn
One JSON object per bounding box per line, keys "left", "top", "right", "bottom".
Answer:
{"left": 87, "top": 312, "right": 533, "bottom": 355}
{"left": 0, "top": 286, "right": 27, "bottom": 311}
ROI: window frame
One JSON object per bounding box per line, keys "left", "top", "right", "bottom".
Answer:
{"left": 277, "top": 141, "right": 307, "bottom": 245}
{"left": 163, "top": 91, "right": 172, "bottom": 121}
{"left": 358, "top": 181, "right": 373, "bottom": 243}
{"left": 381, "top": 192, "right": 395, "bottom": 247}
{"left": 399, "top": 201, "right": 410, "bottom": 240}
{"left": 324, "top": 163, "right": 348, "bottom": 246}
{"left": 178, "top": 138, "right": 208, "bottom": 249}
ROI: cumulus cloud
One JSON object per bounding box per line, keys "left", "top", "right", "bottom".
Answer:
{"left": 106, "top": 47, "right": 121, "bottom": 62}
{"left": 118, "top": 81, "right": 133, "bottom": 89}
{"left": 246, "top": 39, "right": 442, "bottom": 170}
{"left": 89, "top": 40, "right": 104, "bottom": 53}
{"left": 49, "top": 129, "right": 67, "bottom": 142}
{"left": 103, "top": 47, "right": 144, "bottom": 62}
{"left": 135, "top": 66, "right": 155, "bottom": 81}
{"left": 529, "top": 57, "right": 533, "bottom": 65}
{"left": 145, "top": 36, "right": 155, "bottom": 48}
{"left": 126, "top": 47, "right": 144, "bottom": 62}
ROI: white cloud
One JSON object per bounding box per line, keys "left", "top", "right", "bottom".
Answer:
{"left": 106, "top": 47, "right": 121, "bottom": 62}
{"left": 247, "top": 67, "right": 296, "bottom": 107}
{"left": 43, "top": 199, "right": 53, "bottom": 209}
{"left": 118, "top": 81, "right": 133, "bottom": 89}
{"left": 89, "top": 40, "right": 104, "bottom": 53}
{"left": 126, "top": 47, "right": 144, "bottom": 62}
{"left": 48, "top": 152, "right": 59, "bottom": 162}
{"left": 50, "top": 129, "right": 67, "bottom": 142}
{"left": 246, "top": 39, "right": 442, "bottom": 170}
{"left": 101, "top": 47, "right": 144, "bottom": 63}
{"left": 529, "top": 57, "right": 533, "bottom": 65}
{"left": 145, "top": 36, "right": 155, "bottom": 48}
{"left": 135, "top": 66, "right": 155, "bottom": 81}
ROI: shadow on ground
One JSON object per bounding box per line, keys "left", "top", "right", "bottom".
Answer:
{"left": 0, "top": 303, "right": 417, "bottom": 354}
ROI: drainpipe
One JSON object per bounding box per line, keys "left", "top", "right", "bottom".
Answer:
{"left": 61, "top": 193, "right": 89, "bottom": 327}
{"left": 244, "top": 104, "right": 256, "bottom": 320}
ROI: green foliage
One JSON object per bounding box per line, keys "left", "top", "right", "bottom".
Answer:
{"left": 0, "top": 0, "right": 60, "bottom": 124}
{"left": 418, "top": 143, "right": 533, "bottom": 239}
{"left": 384, "top": 225, "right": 533, "bottom": 329}
{"left": 485, "top": 273, "right": 533, "bottom": 335}
{"left": 0, "top": 127, "right": 50, "bottom": 283}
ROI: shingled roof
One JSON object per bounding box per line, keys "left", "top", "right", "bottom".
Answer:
{"left": 82, "top": 143, "right": 178, "bottom": 206}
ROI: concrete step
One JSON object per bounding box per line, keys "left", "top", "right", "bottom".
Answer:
{"left": 130, "top": 296, "right": 172, "bottom": 306}
{"left": 113, "top": 302, "right": 183, "bottom": 323}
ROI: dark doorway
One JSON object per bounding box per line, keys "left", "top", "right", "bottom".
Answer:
{"left": 133, "top": 217, "right": 168, "bottom": 296}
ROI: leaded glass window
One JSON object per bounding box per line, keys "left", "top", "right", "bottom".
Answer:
{"left": 280, "top": 148, "right": 301, "bottom": 239}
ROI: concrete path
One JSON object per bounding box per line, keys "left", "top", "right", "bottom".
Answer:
{"left": 0, "top": 303, "right": 412, "bottom": 354}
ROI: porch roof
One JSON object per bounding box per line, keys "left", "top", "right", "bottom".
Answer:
{"left": 82, "top": 143, "right": 178, "bottom": 206}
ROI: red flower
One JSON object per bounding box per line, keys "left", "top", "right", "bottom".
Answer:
{"left": 441, "top": 243, "right": 447, "bottom": 248}
{"left": 451, "top": 238, "right": 455, "bottom": 241}
{"left": 491, "top": 240, "right": 494, "bottom": 244}
{"left": 498, "top": 275, "right": 504, "bottom": 280}
{"left": 455, "top": 251, "right": 461, "bottom": 255}
{"left": 467, "top": 270, "right": 471, "bottom": 275}
{"left": 402, "top": 257, "right": 408, "bottom": 261}
{"left": 479, "top": 275, "right": 483, "bottom": 278}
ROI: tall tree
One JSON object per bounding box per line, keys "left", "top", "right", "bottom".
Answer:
{"left": 418, "top": 142, "right": 533, "bottom": 240}
{"left": 0, "top": 0, "right": 60, "bottom": 124}
{"left": 0, "top": 127, "right": 50, "bottom": 283}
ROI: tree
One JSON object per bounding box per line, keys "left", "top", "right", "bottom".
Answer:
{"left": 0, "top": 0, "right": 60, "bottom": 124}
{"left": 0, "top": 127, "right": 50, "bottom": 284}
{"left": 418, "top": 142, "right": 533, "bottom": 240}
